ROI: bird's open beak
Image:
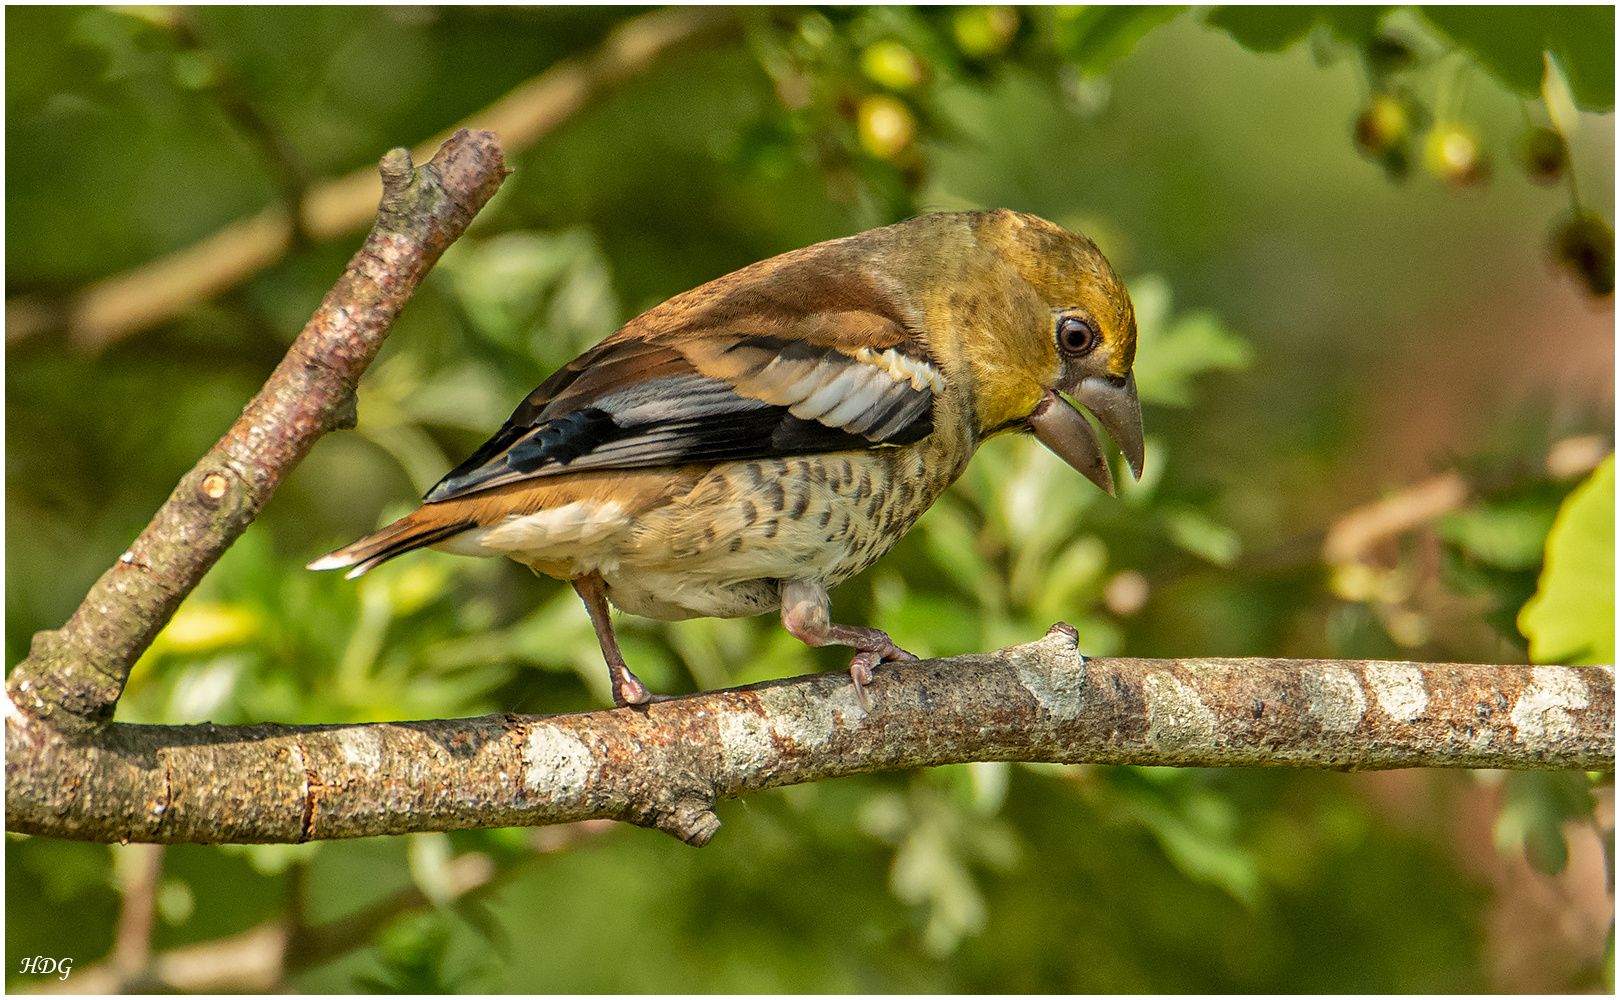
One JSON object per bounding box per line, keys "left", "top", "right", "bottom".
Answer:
{"left": 1073, "top": 372, "right": 1144, "bottom": 480}
{"left": 1030, "top": 373, "right": 1145, "bottom": 495}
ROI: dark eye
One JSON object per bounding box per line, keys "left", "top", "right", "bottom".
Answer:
{"left": 1056, "top": 315, "right": 1099, "bottom": 355}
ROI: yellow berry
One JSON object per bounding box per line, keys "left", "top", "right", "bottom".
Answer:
{"left": 953, "top": 6, "right": 1019, "bottom": 59}
{"left": 858, "top": 94, "right": 917, "bottom": 160}
{"left": 1424, "top": 124, "right": 1489, "bottom": 187}
{"left": 1354, "top": 94, "right": 1408, "bottom": 156}
{"left": 860, "top": 41, "right": 926, "bottom": 91}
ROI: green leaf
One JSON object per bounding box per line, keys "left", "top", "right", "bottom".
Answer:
{"left": 358, "top": 912, "right": 467, "bottom": 993}
{"left": 1518, "top": 456, "right": 1615, "bottom": 665}
{"left": 1050, "top": 6, "right": 1186, "bottom": 74}
{"left": 1109, "top": 771, "right": 1262, "bottom": 907}
{"left": 1314, "top": 7, "right": 1393, "bottom": 47}
{"left": 883, "top": 592, "right": 983, "bottom": 659}
{"left": 17, "top": 839, "right": 113, "bottom": 903}
{"left": 861, "top": 781, "right": 1021, "bottom": 955}
{"left": 1207, "top": 6, "right": 1394, "bottom": 52}
{"left": 919, "top": 497, "right": 994, "bottom": 598}
{"left": 437, "top": 229, "right": 622, "bottom": 364}
{"left": 1420, "top": 6, "right": 1615, "bottom": 112}
{"left": 1205, "top": 6, "right": 1317, "bottom": 53}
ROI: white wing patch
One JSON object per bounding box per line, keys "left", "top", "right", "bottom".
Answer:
{"left": 852, "top": 347, "right": 945, "bottom": 393}
{"left": 789, "top": 362, "right": 889, "bottom": 421}
{"left": 692, "top": 340, "right": 941, "bottom": 442}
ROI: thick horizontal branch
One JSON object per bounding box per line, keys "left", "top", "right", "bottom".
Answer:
{"left": 8, "top": 629, "right": 1611, "bottom": 847}
{"left": 6, "top": 130, "right": 508, "bottom": 733}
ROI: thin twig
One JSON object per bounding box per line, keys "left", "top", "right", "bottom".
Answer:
{"left": 1321, "top": 471, "right": 1469, "bottom": 566}
{"left": 111, "top": 844, "right": 164, "bottom": 987}
{"left": 169, "top": 9, "right": 318, "bottom": 236}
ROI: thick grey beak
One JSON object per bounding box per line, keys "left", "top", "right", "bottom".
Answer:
{"left": 1072, "top": 372, "right": 1145, "bottom": 480}
{"left": 1030, "top": 391, "right": 1115, "bottom": 495}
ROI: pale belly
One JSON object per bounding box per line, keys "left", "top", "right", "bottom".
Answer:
{"left": 438, "top": 439, "right": 966, "bottom": 620}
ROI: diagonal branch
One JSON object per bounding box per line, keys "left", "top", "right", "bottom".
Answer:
{"left": 4, "top": 6, "right": 738, "bottom": 351}
{"left": 7, "top": 628, "right": 1612, "bottom": 848}
{"left": 5, "top": 129, "right": 509, "bottom": 733}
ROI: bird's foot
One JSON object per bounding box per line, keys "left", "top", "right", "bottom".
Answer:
{"left": 780, "top": 579, "right": 915, "bottom": 710}
{"left": 843, "top": 630, "right": 916, "bottom": 710}
{"left": 608, "top": 662, "right": 682, "bottom": 708}
{"left": 610, "top": 664, "right": 652, "bottom": 708}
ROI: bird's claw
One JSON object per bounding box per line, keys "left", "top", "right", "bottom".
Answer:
{"left": 847, "top": 639, "right": 915, "bottom": 710}
{"left": 612, "top": 667, "right": 652, "bottom": 708}
{"left": 849, "top": 652, "right": 877, "bottom": 711}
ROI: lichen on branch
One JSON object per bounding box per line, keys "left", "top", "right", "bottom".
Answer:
{"left": 7, "top": 629, "right": 1612, "bottom": 848}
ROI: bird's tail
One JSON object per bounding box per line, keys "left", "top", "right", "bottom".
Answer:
{"left": 306, "top": 509, "right": 477, "bottom": 579}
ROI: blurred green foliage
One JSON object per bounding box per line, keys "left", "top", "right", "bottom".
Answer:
{"left": 6, "top": 6, "right": 1613, "bottom": 993}
{"left": 1209, "top": 5, "right": 1614, "bottom": 114}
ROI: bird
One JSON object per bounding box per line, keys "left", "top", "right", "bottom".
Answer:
{"left": 309, "top": 209, "right": 1142, "bottom": 709}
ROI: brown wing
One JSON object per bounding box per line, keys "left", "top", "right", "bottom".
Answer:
{"left": 423, "top": 254, "right": 942, "bottom": 503}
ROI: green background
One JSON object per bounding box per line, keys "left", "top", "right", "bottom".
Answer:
{"left": 7, "top": 6, "right": 1613, "bottom": 992}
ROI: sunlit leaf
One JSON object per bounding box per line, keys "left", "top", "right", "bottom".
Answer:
{"left": 1166, "top": 508, "right": 1243, "bottom": 566}
{"left": 1518, "top": 456, "right": 1615, "bottom": 664}
{"left": 149, "top": 602, "right": 260, "bottom": 655}
{"left": 1437, "top": 503, "right": 1557, "bottom": 570}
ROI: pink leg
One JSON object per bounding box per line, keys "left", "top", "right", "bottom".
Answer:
{"left": 573, "top": 572, "right": 652, "bottom": 708}
{"left": 779, "top": 579, "right": 915, "bottom": 709}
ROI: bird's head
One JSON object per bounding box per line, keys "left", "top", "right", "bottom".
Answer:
{"left": 907, "top": 209, "right": 1143, "bottom": 495}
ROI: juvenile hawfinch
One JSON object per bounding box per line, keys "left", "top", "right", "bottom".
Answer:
{"left": 311, "top": 209, "right": 1142, "bottom": 708}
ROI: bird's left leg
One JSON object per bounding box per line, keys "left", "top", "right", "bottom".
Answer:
{"left": 572, "top": 571, "right": 654, "bottom": 708}
{"left": 779, "top": 579, "right": 916, "bottom": 708}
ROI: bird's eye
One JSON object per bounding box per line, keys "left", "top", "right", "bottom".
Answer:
{"left": 1056, "top": 315, "right": 1099, "bottom": 355}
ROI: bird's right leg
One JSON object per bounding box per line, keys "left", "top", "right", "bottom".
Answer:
{"left": 779, "top": 579, "right": 915, "bottom": 709}
{"left": 572, "top": 571, "right": 652, "bottom": 708}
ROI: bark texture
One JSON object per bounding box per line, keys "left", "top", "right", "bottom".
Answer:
{"left": 8, "top": 627, "right": 1611, "bottom": 848}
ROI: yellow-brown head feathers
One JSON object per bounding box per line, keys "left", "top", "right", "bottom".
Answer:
{"left": 966, "top": 209, "right": 1136, "bottom": 382}
{"left": 864, "top": 209, "right": 1136, "bottom": 438}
